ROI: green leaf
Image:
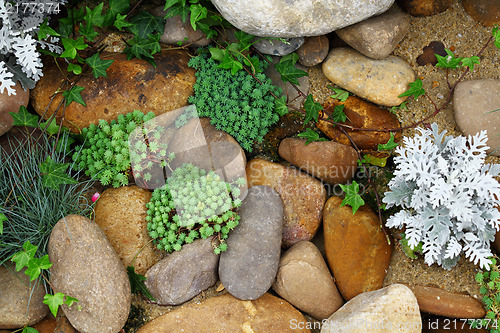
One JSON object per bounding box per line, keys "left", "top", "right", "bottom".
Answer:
{"left": 60, "top": 37, "right": 88, "bottom": 59}
{"left": 209, "top": 47, "right": 225, "bottom": 62}
{"left": 11, "top": 241, "right": 37, "bottom": 272}
{"left": 43, "top": 293, "right": 65, "bottom": 317}
{"left": 378, "top": 132, "right": 398, "bottom": 150}
{"left": 435, "top": 48, "right": 463, "bottom": 69}
{"left": 329, "top": 104, "right": 347, "bottom": 123}
{"left": 398, "top": 79, "right": 425, "bottom": 100}
{"left": 164, "top": 0, "right": 190, "bottom": 22}
{"left": 39, "top": 118, "right": 60, "bottom": 135}
{"left": 39, "top": 156, "right": 78, "bottom": 190}
{"left": 217, "top": 51, "right": 243, "bottom": 75}
{"left": 104, "top": 0, "right": 131, "bottom": 26}
{"left": 84, "top": 3, "right": 105, "bottom": 28}
{"left": 297, "top": 128, "right": 328, "bottom": 145}
{"left": 64, "top": 295, "right": 79, "bottom": 308}
{"left": 25, "top": 255, "right": 52, "bottom": 281}
{"left": 63, "top": 85, "right": 86, "bottom": 107}
{"left": 390, "top": 101, "right": 407, "bottom": 114}
{"left": 362, "top": 154, "right": 388, "bottom": 167}
{"left": 274, "top": 95, "right": 289, "bottom": 116}
{"left": 113, "top": 13, "right": 132, "bottom": 30}
{"left": 235, "top": 30, "right": 254, "bottom": 51}
{"left": 67, "top": 63, "right": 82, "bottom": 75}
{"left": 339, "top": 181, "right": 365, "bottom": 215}
{"left": 85, "top": 53, "right": 115, "bottom": 78}
{"left": 0, "top": 212, "right": 5, "bottom": 234}
{"left": 129, "top": 11, "right": 165, "bottom": 39}
{"left": 22, "top": 327, "right": 39, "bottom": 333}
{"left": 127, "top": 266, "right": 156, "bottom": 301}
{"left": 78, "top": 22, "right": 99, "bottom": 41}
{"left": 329, "top": 87, "right": 350, "bottom": 102}
{"left": 399, "top": 233, "right": 423, "bottom": 259}
{"left": 461, "top": 56, "right": 480, "bottom": 71}
{"left": 493, "top": 26, "right": 500, "bottom": 49}
{"left": 38, "top": 19, "right": 60, "bottom": 41}
{"left": 303, "top": 94, "right": 323, "bottom": 126}
{"left": 9, "top": 105, "right": 39, "bottom": 127}
{"left": 189, "top": 4, "right": 207, "bottom": 31}
{"left": 274, "top": 54, "right": 308, "bottom": 85}
{"left": 125, "top": 34, "right": 161, "bottom": 61}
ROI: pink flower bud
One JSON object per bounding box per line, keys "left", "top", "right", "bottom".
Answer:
{"left": 91, "top": 192, "right": 100, "bottom": 203}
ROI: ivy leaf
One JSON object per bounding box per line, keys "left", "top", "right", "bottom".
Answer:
{"left": 9, "top": 105, "right": 39, "bottom": 127}
{"left": 461, "top": 56, "right": 480, "bottom": 71}
{"left": 63, "top": 85, "right": 86, "bottom": 106}
{"left": 114, "top": 13, "right": 132, "bottom": 30}
{"left": 235, "top": 30, "right": 254, "bottom": 51}
{"left": 11, "top": 241, "right": 37, "bottom": 272}
{"left": 25, "top": 255, "right": 52, "bottom": 281}
{"left": 274, "top": 95, "right": 289, "bottom": 116}
{"left": 362, "top": 154, "right": 388, "bottom": 167}
{"left": 164, "top": 0, "right": 190, "bottom": 22}
{"left": 39, "top": 118, "right": 60, "bottom": 135}
{"left": 84, "top": 3, "right": 105, "bottom": 28}
{"left": 297, "top": 128, "right": 328, "bottom": 145}
{"left": 390, "top": 101, "right": 407, "bottom": 114}
{"left": 435, "top": 48, "right": 463, "bottom": 69}
{"left": 493, "top": 26, "right": 500, "bottom": 49}
{"left": 78, "top": 22, "right": 99, "bottom": 41}
{"left": 303, "top": 94, "right": 323, "bottom": 126}
{"left": 398, "top": 79, "right": 425, "bottom": 100}
{"left": 125, "top": 34, "right": 161, "bottom": 62}
{"left": 218, "top": 51, "right": 243, "bottom": 75}
{"left": 209, "top": 47, "right": 225, "bottom": 62}
{"left": 127, "top": 266, "right": 156, "bottom": 301}
{"left": 129, "top": 11, "right": 165, "bottom": 40}
{"left": 189, "top": 4, "right": 207, "bottom": 31}
{"left": 64, "top": 295, "right": 79, "bottom": 308}
{"left": 104, "top": 0, "right": 130, "bottom": 26}
{"left": 378, "top": 132, "right": 398, "bottom": 150}
{"left": 39, "top": 156, "right": 78, "bottom": 190}
{"left": 329, "top": 104, "right": 347, "bottom": 123}
{"left": 85, "top": 53, "right": 115, "bottom": 78}
{"left": 43, "top": 292, "right": 65, "bottom": 317}
{"left": 0, "top": 212, "right": 5, "bottom": 234}
{"left": 339, "top": 181, "right": 365, "bottom": 215}
{"left": 38, "top": 19, "right": 60, "bottom": 41}
{"left": 22, "top": 327, "right": 39, "bottom": 333}
{"left": 274, "top": 54, "right": 308, "bottom": 85}
{"left": 329, "top": 86, "right": 350, "bottom": 102}
{"left": 67, "top": 63, "right": 82, "bottom": 75}
{"left": 60, "top": 37, "right": 88, "bottom": 59}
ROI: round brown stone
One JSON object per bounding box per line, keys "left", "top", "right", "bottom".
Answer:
{"left": 296, "top": 36, "right": 330, "bottom": 67}
{"left": 463, "top": 0, "right": 500, "bottom": 27}
{"left": 0, "top": 83, "right": 29, "bottom": 136}
{"left": 323, "top": 196, "right": 393, "bottom": 300}
{"left": 31, "top": 50, "right": 196, "bottom": 133}
{"left": 397, "top": 0, "right": 453, "bottom": 16}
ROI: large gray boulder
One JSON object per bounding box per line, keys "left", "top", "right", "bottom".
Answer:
{"left": 210, "top": 0, "right": 395, "bottom": 37}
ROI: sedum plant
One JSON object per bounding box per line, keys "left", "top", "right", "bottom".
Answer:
{"left": 72, "top": 110, "right": 167, "bottom": 188}
{"left": 146, "top": 163, "right": 244, "bottom": 254}
{"left": 187, "top": 51, "right": 286, "bottom": 151}
{"left": 473, "top": 256, "right": 500, "bottom": 332}
{"left": 383, "top": 123, "right": 500, "bottom": 270}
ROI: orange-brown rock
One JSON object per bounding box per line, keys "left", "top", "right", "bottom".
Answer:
{"left": 136, "top": 293, "right": 310, "bottom": 333}
{"left": 94, "top": 186, "right": 164, "bottom": 275}
{"left": 278, "top": 138, "right": 357, "bottom": 185}
{"left": 323, "top": 196, "right": 392, "bottom": 300}
{"left": 463, "top": 0, "right": 500, "bottom": 27}
{"left": 407, "top": 285, "right": 485, "bottom": 319}
{"left": 31, "top": 50, "right": 196, "bottom": 133}
{"left": 397, "top": 0, "right": 453, "bottom": 16}
{"left": 0, "top": 83, "right": 29, "bottom": 136}
{"left": 316, "top": 96, "right": 401, "bottom": 151}
{"left": 246, "top": 158, "right": 326, "bottom": 248}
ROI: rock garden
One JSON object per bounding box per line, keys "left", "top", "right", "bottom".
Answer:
{"left": 1, "top": 0, "right": 500, "bottom": 332}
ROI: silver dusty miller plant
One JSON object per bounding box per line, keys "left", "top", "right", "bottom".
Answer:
{"left": 0, "top": 0, "right": 64, "bottom": 95}
{"left": 383, "top": 123, "right": 500, "bottom": 270}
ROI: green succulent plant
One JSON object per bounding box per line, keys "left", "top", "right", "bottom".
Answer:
{"left": 146, "top": 163, "right": 245, "bottom": 254}
{"left": 473, "top": 256, "right": 500, "bottom": 332}
{"left": 187, "top": 51, "right": 286, "bottom": 151}
{"left": 72, "top": 110, "right": 170, "bottom": 188}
